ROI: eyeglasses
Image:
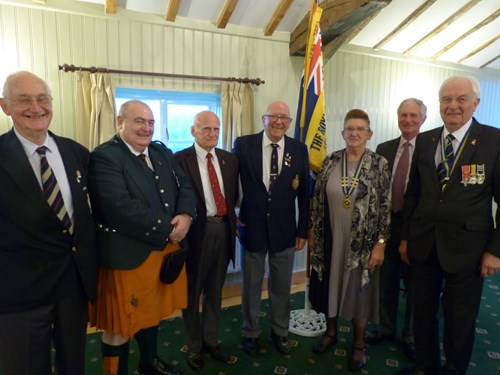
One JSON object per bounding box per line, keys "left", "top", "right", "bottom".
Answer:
{"left": 265, "top": 114, "right": 292, "bottom": 123}
{"left": 343, "top": 127, "right": 370, "bottom": 133}
{"left": 13, "top": 95, "right": 53, "bottom": 108}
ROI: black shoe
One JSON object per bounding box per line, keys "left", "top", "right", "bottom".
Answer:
{"left": 138, "top": 357, "right": 182, "bottom": 375}
{"left": 202, "top": 344, "right": 230, "bottom": 363}
{"left": 242, "top": 337, "right": 259, "bottom": 356}
{"left": 365, "top": 330, "right": 396, "bottom": 345}
{"left": 403, "top": 341, "right": 417, "bottom": 361}
{"left": 312, "top": 333, "right": 338, "bottom": 354}
{"left": 270, "top": 330, "right": 291, "bottom": 355}
{"left": 186, "top": 351, "right": 203, "bottom": 370}
{"left": 348, "top": 345, "right": 366, "bottom": 372}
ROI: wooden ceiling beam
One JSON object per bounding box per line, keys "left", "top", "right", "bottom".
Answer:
{"left": 264, "top": 0, "right": 294, "bottom": 36}
{"left": 165, "top": 0, "right": 182, "bottom": 22}
{"left": 457, "top": 33, "right": 500, "bottom": 64}
{"left": 216, "top": 0, "right": 239, "bottom": 29}
{"left": 432, "top": 8, "right": 500, "bottom": 60}
{"left": 290, "top": 0, "right": 391, "bottom": 60}
{"left": 404, "top": 0, "right": 481, "bottom": 56}
{"left": 105, "top": 0, "right": 118, "bottom": 14}
{"left": 373, "top": 0, "right": 436, "bottom": 50}
{"left": 479, "top": 54, "right": 500, "bottom": 69}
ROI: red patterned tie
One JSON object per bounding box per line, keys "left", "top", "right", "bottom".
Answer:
{"left": 206, "top": 153, "right": 228, "bottom": 216}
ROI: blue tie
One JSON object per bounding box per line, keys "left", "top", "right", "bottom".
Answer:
{"left": 437, "top": 134, "right": 455, "bottom": 191}
{"left": 269, "top": 143, "right": 279, "bottom": 191}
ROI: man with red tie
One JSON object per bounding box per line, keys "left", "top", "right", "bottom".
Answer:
{"left": 174, "top": 111, "right": 239, "bottom": 370}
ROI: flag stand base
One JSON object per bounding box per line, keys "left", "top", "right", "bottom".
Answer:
{"left": 289, "top": 308, "right": 326, "bottom": 337}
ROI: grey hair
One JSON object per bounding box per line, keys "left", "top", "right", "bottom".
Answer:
{"left": 397, "top": 98, "right": 427, "bottom": 117}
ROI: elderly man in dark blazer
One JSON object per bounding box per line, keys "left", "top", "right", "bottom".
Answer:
{"left": 174, "top": 111, "right": 238, "bottom": 370}
{"left": 233, "top": 101, "right": 310, "bottom": 356}
{"left": 0, "top": 71, "right": 96, "bottom": 375}
{"left": 88, "top": 100, "right": 196, "bottom": 375}
{"left": 398, "top": 76, "right": 500, "bottom": 375}
{"left": 366, "top": 98, "right": 427, "bottom": 360}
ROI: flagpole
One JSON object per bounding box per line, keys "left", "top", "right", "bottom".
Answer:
{"left": 289, "top": 0, "right": 326, "bottom": 338}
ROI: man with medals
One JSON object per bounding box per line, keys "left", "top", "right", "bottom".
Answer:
{"left": 398, "top": 76, "right": 500, "bottom": 375}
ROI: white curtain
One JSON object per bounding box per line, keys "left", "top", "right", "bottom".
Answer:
{"left": 75, "top": 71, "right": 116, "bottom": 150}
{"left": 221, "top": 81, "right": 254, "bottom": 151}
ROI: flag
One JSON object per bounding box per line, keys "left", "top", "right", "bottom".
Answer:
{"left": 294, "top": 0, "right": 327, "bottom": 174}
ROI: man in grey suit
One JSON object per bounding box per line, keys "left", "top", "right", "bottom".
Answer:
{"left": 398, "top": 76, "right": 500, "bottom": 375}
{"left": 174, "top": 111, "right": 238, "bottom": 370}
{"left": 366, "top": 98, "right": 426, "bottom": 360}
{"left": 0, "top": 71, "right": 96, "bottom": 375}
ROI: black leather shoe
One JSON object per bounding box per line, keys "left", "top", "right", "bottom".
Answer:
{"left": 202, "top": 344, "right": 230, "bottom": 363}
{"left": 348, "top": 345, "right": 366, "bottom": 372}
{"left": 270, "top": 330, "right": 291, "bottom": 355}
{"left": 138, "top": 357, "right": 182, "bottom": 375}
{"left": 403, "top": 341, "right": 417, "bottom": 361}
{"left": 186, "top": 351, "right": 203, "bottom": 370}
{"left": 242, "top": 337, "right": 259, "bottom": 356}
{"left": 365, "top": 330, "right": 395, "bottom": 345}
{"left": 312, "top": 333, "right": 338, "bottom": 354}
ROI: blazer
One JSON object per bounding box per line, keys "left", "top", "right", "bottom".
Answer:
{"left": 233, "top": 131, "right": 310, "bottom": 252}
{"left": 88, "top": 135, "right": 197, "bottom": 270}
{"left": 0, "top": 129, "right": 96, "bottom": 313}
{"left": 376, "top": 137, "right": 400, "bottom": 173}
{"left": 174, "top": 145, "right": 239, "bottom": 273}
{"left": 402, "top": 119, "right": 500, "bottom": 273}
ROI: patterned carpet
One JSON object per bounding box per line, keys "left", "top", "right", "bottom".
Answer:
{"left": 82, "top": 273, "right": 500, "bottom": 374}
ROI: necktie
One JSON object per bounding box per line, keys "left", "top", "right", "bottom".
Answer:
{"left": 392, "top": 141, "right": 410, "bottom": 213}
{"left": 36, "top": 146, "right": 72, "bottom": 232}
{"left": 269, "top": 143, "right": 279, "bottom": 191}
{"left": 437, "top": 134, "right": 455, "bottom": 191}
{"left": 206, "top": 153, "right": 228, "bottom": 216}
{"left": 138, "top": 153, "right": 147, "bottom": 164}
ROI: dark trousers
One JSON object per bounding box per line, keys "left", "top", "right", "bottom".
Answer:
{"left": 412, "top": 246, "right": 483, "bottom": 374}
{"left": 0, "top": 291, "right": 88, "bottom": 375}
{"left": 378, "top": 212, "right": 413, "bottom": 338}
{"left": 182, "top": 221, "right": 230, "bottom": 352}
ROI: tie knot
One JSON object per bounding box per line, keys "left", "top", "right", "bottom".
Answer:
{"left": 138, "top": 153, "right": 147, "bottom": 162}
{"left": 271, "top": 143, "right": 278, "bottom": 150}
{"left": 403, "top": 141, "right": 410, "bottom": 149}
{"left": 206, "top": 153, "right": 213, "bottom": 160}
{"left": 446, "top": 134, "right": 454, "bottom": 143}
{"left": 36, "top": 146, "right": 48, "bottom": 156}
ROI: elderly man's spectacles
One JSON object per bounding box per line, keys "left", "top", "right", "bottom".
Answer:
{"left": 265, "top": 114, "right": 292, "bottom": 123}
{"left": 13, "top": 95, "right": 53, "bottom": 108}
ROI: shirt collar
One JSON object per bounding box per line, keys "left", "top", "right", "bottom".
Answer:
{"left": 442, "top": 117, "right": 473, "bottom": 144}
{"left": 13, "top": 127, "right": 55, "bottom": 156}
{"left": 263, "top": 132, "right": 285, "bottom": 149}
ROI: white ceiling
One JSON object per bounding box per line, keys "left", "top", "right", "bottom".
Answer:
{"left": 76, "top": 0, "right": 500, "bottom": 70}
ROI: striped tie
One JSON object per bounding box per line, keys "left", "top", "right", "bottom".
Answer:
{"left": 36, "top": 146, "right": 72, "bottom": 232}
{"left": 437, "top": 134, "right": 455, "bottom": 191}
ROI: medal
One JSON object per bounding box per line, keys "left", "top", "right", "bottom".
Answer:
{"left": 469, "top": 164, "right": 477, "bottom": 184}
{"left": 461, "top": 165, "right": 471, "bottom": 186}
{"left": 340, "top": 150, "right": 365, "bottom": 209}
{"left": 343, "top": 196, "right": 351, "bottom": 208}
{"left": 477, "top": 164, "right": 485, "bottom": 184}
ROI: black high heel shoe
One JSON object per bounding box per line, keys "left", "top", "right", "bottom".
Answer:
{"left": 312, "top": 333, "right": 338, "bottom": 354}
{"left": 348, "top": 345, "right": 367, "bottom": 372}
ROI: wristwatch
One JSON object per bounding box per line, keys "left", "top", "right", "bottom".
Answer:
{"left": 377, "top": 238, "right": 386, "bottom": 244}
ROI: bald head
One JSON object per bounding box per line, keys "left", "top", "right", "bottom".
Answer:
{"left": 191, "top": 110, "right": 220, "bottom": 151}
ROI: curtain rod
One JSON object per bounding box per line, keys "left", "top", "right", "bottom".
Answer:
{"left": 58, "top": 64, "right": 265, "bottom": 86}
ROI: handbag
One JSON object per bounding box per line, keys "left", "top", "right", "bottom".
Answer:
{"left": 160, "top": 246, "right": 187, "bottom": 284}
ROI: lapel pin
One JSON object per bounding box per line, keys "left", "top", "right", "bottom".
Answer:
{"left": 76, "top": 170, "right": 81, "bottom": 183}
{"left": 471, "top": 139, "right": 476, "bottom": 145}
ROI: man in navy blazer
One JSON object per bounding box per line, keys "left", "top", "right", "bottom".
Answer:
{"left": 233, "top": 101, "right": 309, "bottom": 356}
{"left": 174, "top": 111, "right": 238, "bottom": 369}
{"left": 398, "top": 76, "right": 500, "bottom": 375}
{"left": 0, "top": 71, "right": 96, "bottom": 375}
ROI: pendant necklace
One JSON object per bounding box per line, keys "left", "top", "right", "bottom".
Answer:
{"left": 341, "top": 150, "right": 365, "bottom": 209}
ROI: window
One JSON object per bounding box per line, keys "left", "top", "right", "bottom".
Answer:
{"left": 115, "top": 88, "right": 221, "bottom": 153}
